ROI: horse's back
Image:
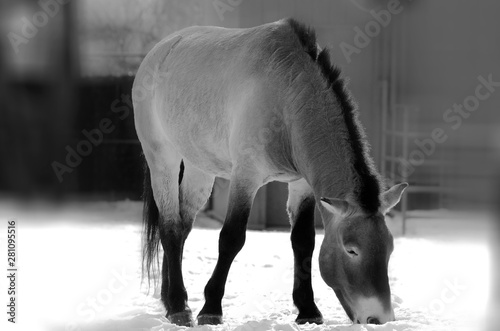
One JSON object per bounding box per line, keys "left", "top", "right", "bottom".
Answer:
{"left": 134, "top": 20, "right": 301, "bottom": 179}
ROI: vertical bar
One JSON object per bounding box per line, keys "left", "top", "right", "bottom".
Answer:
{"left": 389, "top": 20, "right": 397, "bottom": 182}
{"left": 402, "top": 107, "right": 409, "bottom": 235}
{"left": 390, "top": 105, "right": 396, "bottom": 179}
{"left": 439, "top": 147, "right": 444, "bottom": 209}
{"left": 401, "top": 186, "right": 408, "bottom": 235}
{"left": 380, "top": 80, "right": 388, "bottom": 177}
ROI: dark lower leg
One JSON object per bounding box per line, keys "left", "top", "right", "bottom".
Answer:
{"left": 198, "top": 201, "right": 251, "bottom": 324}
{"left": 161, "top": 226, "right": 192, "bottom": 326}
{"left": 160, "top": 255, "right": 170, "bottom": 312}
{"left": 291, "top": 197, "right": 323, "bottom": 324}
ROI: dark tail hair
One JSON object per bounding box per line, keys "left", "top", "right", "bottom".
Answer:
{"left": 141, "top": 157, "right": 160, "bottom": 288}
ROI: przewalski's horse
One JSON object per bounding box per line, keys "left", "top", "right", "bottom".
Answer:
{"left": 133, "top": 18, "right": 407, "bottom": 327}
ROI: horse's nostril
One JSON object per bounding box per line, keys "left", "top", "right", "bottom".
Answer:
{"left": 356, "top": 319, "right": 360, "bottom": 324}
{"left": 367, "top": 317, "right": 381, "bottom": 325}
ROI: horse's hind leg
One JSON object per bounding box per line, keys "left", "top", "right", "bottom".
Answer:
{"left": 198, "top": 168, "right": 262, "bottom": 325}
{"left": 178, "top": 161, "right": 215, "bottom": 235}
{"left": 161, "top": 159, "right": 214, "bottom": 325}
{"left": 144, "top": 147, "right": 193, "bottom": 326}
{"left": 287, "top": 178, "right": 323, "bottom": 324}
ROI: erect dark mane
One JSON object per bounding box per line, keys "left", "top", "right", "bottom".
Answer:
{"left": 287, "top": 18, "right": 318, "bottom": 60}
{"left": 286, "top": 18, "right": 383, "bottom": 213}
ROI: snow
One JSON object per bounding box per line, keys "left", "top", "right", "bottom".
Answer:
{"left": 0, "top": 200, "right": 492, "bottom": 331}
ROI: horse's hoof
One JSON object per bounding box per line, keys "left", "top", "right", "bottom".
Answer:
{"left": 296, "top": 316, "right": 324, "bottom": 325}
{"left": 168, "top": 311, "right": 194, "bottom": 327}
{"left": 197, "top": 314, "right": 223, "bottom": 325}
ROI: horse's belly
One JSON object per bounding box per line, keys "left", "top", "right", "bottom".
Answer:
{"left": 179, "top": 144, "right": 233, "bottom": 179}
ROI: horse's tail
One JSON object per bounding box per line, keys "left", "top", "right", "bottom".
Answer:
{"left": 141, "top": 156, "right": 160, "bottom": 288}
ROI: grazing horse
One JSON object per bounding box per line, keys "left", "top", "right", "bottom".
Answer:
{"left": 132, "top": 18, "right": 407, "bottom": 327}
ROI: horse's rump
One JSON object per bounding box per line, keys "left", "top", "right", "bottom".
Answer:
{"left": 134, "top": 20, "right": 311, "bottom": 179}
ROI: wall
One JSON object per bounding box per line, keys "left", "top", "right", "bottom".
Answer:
{"left": 396, "top": 0, "right": 500, "bottom": 208}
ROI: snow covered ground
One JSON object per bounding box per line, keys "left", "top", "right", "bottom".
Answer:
{"left": 0, "top": 200, "right": 492, "bottom": 331}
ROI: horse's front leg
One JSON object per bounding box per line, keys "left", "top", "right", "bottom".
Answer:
{"left": 287, "top": 178, "right": 323, "bottom": 324}
{"left": 197, "top": 171, "right": 261, "bottom": 325}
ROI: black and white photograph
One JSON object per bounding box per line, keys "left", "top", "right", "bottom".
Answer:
{"left": 0, "top": 0, "right": 498, "bottom": 330}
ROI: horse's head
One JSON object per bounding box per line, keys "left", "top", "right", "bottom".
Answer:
{"left": 318, "top": 183, "right": 407, "bottom": 324}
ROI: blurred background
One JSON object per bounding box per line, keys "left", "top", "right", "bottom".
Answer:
{"left": 0, "top": 0, "right": 499, "bottom": 329}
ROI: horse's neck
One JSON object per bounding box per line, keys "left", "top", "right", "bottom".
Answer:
{"left": 289, "top": 97, "right": 358, "bottom": 200}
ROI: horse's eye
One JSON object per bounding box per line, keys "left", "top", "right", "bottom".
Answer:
{"left": 346, "top": 248, "right": 359, "bottom": 257}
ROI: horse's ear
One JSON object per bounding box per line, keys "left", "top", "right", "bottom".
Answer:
{"left": 320, "top": 197, "right": 350, "bottom": 216}
{"left": 381, "top": 182, "right": 408, "bottom": 214}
